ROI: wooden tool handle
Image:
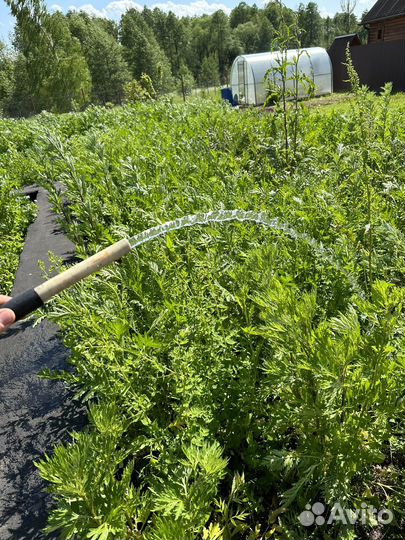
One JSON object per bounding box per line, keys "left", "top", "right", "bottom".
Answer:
{"left": 2, "top": 239, "right": 132, "bottom": 322}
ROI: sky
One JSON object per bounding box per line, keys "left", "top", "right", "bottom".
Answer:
{"left": 0, "top": 0, "right": 376, "bottom": 43}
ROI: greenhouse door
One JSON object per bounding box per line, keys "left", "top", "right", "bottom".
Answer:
{"left": 238, "top": 60, "right": 248, "bottom": 103}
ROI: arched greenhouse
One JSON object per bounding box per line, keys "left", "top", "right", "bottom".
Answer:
{"left": 230, "top": 47, "right": 333, "bottom": 106}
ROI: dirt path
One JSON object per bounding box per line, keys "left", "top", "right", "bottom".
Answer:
{"left": 0, "top": 188, "right": 84, "bottom": 539}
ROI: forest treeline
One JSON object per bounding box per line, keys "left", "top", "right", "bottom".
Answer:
{"left": 0, "top": 0, "right": 366, "bottom": 116}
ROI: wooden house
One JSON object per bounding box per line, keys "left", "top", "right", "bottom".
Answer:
{"left": 362, "top": 0, "right": 405, "bottom": 43}
{"left": 329, "top": 0, "right": 405, "bottom": 92}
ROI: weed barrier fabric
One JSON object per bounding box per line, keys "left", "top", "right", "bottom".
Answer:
{"left": 0, "top": 188, "right": 85, "bottom": 539}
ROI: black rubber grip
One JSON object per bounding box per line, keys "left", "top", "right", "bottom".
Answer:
{"left": 2, "top": 289, "right": 44, "bottom": 321}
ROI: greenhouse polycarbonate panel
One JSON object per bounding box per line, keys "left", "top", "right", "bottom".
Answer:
{"left": 247, "top": 64, "right": 257, "bottom": 105}
{"left": 230, "top": 57, "right": 241, "bottom": 103}
{"left": 314, "top": 74, "right": 333, "bottom": 95}
{"left": 238, "top": 60, "right": 246, "bottom": 99}
{"left": 230, "top": 62, "right": 238, "bottom": 88}
{"left": 248, "top": 52, "right": 277, "bottom": 87}
{"left": 255, "top": 82, "right": 267, "bottom": 106}
{"left": 309, "top": 47, "right": 333, "bottom": 77}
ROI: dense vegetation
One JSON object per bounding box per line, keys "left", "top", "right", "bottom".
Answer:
{"left": 0, "top": 122, "right": 36, "bottom": 293}
{"left": 0, "top": 76, "right": 404, "bottom": 538}
{"left": 0, "top": 0, "right": 365, "bottom": 116}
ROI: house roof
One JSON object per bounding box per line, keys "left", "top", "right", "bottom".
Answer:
{"left": 362, "top": 0, "right": 405, "bottom": 25}
{"left": 327, "top": 34, "right": 361, "bottom": 55}
{"left": 330, "top": 33, "right": 362, "bottom": 44}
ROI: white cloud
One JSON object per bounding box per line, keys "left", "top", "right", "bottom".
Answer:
{"left": 68, "top": 0, "right": 230, "bottom": 20}
{"left": 69, "top": 3, "right": 108, "bottom": 17}
{"left": 152, "top": 0, "right": 230, "bottom": 16}
{"left": 51, "top": 0, "right": 374, "bottom": 23}
{"left": 104, "top": 0, "right": 142, "bottom": 16}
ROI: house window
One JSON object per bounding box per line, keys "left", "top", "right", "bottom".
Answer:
{"left": 377, "top": 27, "right": 384, "bottom": 40}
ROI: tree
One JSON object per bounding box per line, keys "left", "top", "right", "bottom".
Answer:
{"left": 0, "top": 42, "right": 14, "bottom": 115}
{"left": 41, "top": 15, "right": 91, "bottom": 112}
{"left": 124, "top": 74, "right": 156, "bottom": 103}
{"left": 200, "top": 54, "right": 220, "bottom": 89}
{"left": 298, "top": 2, "right": 323, "bottom": 47}
{"left": 6, "top": 0, "right": 91, "bottom": 114}
{"left": 232, "top": 12, "right": 273, "bottom": 55}
{"left": 142, "top": 7, "right": 166, "bottom": 47}
{"left": 323, "top": 16, "right": 335, "bottom": 47}
{"left": 162, "top": 12, "right": 188, "bottom": 77}
{"left": 188, "top": 17, "right": 211, "bottom": 80}
{"left": 333, "top": 10, "right": 358, "bottom": 36}
{"left": 358, "top": 11, "right": 369, "bottom": 42}
{"left": 177, "top": 63, "right": 194, "bottom": 101}
{"left": 209, "top": 11, "right": 232, "bottom": 83}
{"left": 6, "top": 0, "right": 50, "bottom": 114}
{"left": 234, "top": 21, "right": 259, "bottom": 54}
{"left": 68, "top": 12, "right": 130, "bottom": 104}
{"left": 264, "top": 0, "right": 296, "bottom": 30}
{"left": 341, "top": 0, "right": 357, "bottom": 34}
{"left": 229, "top": 2, "right": 258, "bottom": 28}
{"left": 120, "top": 9, "right": 174, "bottom": 94}
{"left": 256, "top": 15, "right": 273, "bottom": 51}
{"left": 140, "top": 8, "right": 189, "bottom": 79}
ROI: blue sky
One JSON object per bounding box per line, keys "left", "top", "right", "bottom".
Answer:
{"left": 0, "top": 0, "right": 376, "bottom": 43}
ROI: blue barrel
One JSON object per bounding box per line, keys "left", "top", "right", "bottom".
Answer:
{"left": 221, "top": 87, "right": 234, "bottom": 106}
